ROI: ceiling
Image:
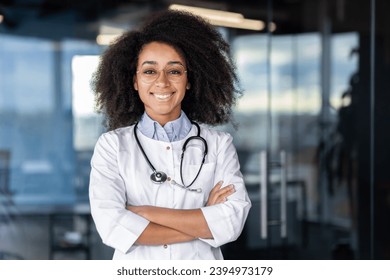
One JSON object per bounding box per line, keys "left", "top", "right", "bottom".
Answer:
{"left": 0, "top": 0, "right": 307, "bottom": 40}
{"left": 0, "top": 0, "right": 382, "bottom": 41}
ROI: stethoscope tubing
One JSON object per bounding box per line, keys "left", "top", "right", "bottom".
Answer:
{"left": 133, "top": 121, "right": 208, "bottom": 191}
{"left": 179, "top": 133, "right": 207, "bottom": 188}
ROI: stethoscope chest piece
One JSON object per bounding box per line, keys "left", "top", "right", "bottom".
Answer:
{"left": 134, "top": 121, "right": 207, "bottom": 191}
{"left": 150, "top": 171, "right": 167, "bottom": 184}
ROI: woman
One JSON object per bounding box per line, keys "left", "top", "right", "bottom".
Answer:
{"left": 89, "top": 10, "right": 251, "bottom": 260}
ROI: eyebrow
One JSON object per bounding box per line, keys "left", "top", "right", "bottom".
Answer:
{"left": 141, "top": 61, "right": 185, "bottom": 67}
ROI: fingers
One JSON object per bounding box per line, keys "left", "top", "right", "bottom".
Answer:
{"left": 206, "top": 181, "right": 236, "bottom": 206}
{"left": 209, "top": 180, "right": 224, "bottom": 195}
{"left": 214, "top": 184, "right": 235, "bottom": 204}
{"left": 206, "top": 182, "right": 223, "bottom": 206}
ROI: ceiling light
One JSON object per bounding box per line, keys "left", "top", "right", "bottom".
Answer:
{"left": 268, "top": 22, "right": 277, "bottom": 32}
{"left": 96, "top": 24, "right": 127, "bottom": 45}
{"left": 169, "top": 4, "right": 264, "bottom": 31}
{"left": 96, "top": 34, "right": 122, "bottom": 45}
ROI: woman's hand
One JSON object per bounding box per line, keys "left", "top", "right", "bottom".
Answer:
{"left": 127, "top": 181, "right": 235, "bottom": 213}
{"left": 206, "top": 181, "right": 235, "bottom": 206}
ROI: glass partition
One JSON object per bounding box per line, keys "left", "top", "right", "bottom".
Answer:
{"left": 222, "top": 0, "right": 385, "bottom": 260}
{"left": 0, "top": 36, "right": 102, "bottom": 259}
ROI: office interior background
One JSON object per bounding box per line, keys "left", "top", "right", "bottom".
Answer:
{"left": 0, "top": 0, "right": 389, "bottom": 260}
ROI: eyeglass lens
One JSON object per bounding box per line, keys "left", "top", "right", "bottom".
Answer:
{"left": 138, "top": 64, "right": 186, "bottom": 83}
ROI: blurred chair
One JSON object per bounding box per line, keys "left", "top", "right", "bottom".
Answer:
{"left": 49, "top": 212, "right": 92, "bottom": 259}
{"left": 0, "top": 150, "right": 23, "bottom": 260}
{"left": 0, "top": 251, "right": 24, "bottom": 260}
{"left": 0, "top": 150, "right": 13, "bottom": 219}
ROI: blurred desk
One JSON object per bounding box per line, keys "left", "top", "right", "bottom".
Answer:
{"left": 5, "top": 203, "right": 90, "bottom": 215}
{"left": 3, "top": 203, "right": 91, "bottom": 259}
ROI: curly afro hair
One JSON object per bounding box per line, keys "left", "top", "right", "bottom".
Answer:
{"left": 92, "top": 9, "right": 241, "bottom": 131}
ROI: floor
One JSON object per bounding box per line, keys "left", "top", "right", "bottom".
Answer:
{"left": 0, "top": 214, "right": 113, "bottom": 260}
{"left": 1, "top": 211, "right": 354, "bottom": 260}
{"left": 222, "top": 221, "right": 355, "bottom": 260}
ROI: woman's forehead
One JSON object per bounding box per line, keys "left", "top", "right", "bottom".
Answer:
{"left": 138, "top": 42, "right": 186, "bottom": 65}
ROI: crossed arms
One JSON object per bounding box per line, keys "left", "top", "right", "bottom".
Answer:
{"left": 126, "top": 181, "right": 235, "bottom": 245}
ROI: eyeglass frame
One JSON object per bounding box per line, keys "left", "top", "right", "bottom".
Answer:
{"left": 135, "top": 62, "right": 188, "bottom": 84}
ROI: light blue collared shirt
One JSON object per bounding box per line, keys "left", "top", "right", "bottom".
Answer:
{"left": 137, "top": 111, "right": 192, "bottom": 142}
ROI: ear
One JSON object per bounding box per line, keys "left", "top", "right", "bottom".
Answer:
{"left": 186, "top": 83, "right": 191, "bottom": 90}
{"left": 133, "top": 76, "right": 138, "bottom": 91}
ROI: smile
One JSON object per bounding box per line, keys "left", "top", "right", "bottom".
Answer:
{"left": 153, "top": 93, "right": 174, "bottom": 100}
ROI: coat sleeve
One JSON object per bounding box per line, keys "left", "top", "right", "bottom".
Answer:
{"left": 199, "top": 133, "right": 251, "bottom": 247}
{"left": 89, "top": 132, "right": 149, "bottom": 254}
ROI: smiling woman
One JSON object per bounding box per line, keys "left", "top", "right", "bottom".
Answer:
{"left": 133, "top": 42, "right": 188, "bottom": 125}
{"left": 89, "top": 10, "right": 251, "bottom": 260}
{"left": 92, "top": 10, "right": 241, "bottom": 130}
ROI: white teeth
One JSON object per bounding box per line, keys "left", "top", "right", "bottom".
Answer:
{"left": 154, "top": 93, "right": 173, "bottom": 100}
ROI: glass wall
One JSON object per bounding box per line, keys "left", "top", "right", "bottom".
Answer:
{"left": 0, "top": 36, "right": 101, "bottom": 204}
{"left": 222, "top": 0, "right": 389, "bottom": 260}
{"left": 225, "top": 30, "right": 360, "bottom": 259}
{"left": 0, "top": 36, "right": 103, "bottom": 259}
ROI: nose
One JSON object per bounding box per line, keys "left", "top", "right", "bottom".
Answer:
{"left": 154, "top": 70, "right": 170, "bottom": 87}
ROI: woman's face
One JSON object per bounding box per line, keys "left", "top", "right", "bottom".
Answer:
{"left": 134, "top": 42, "right": 189, "bottom": 125}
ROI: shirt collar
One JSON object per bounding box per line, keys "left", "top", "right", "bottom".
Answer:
{"left": 137, "top": 111, "right": 192, "bottom": 142}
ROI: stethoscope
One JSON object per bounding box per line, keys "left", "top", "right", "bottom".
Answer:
{"left": 133, "top": 121, "right": 208, "bottom": 193}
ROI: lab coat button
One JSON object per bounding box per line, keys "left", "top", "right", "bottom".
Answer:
{"left": 166, "top": 146, "right": 171, "bottom": 150}
{"left": 163, "top": 244, "right": 168, "bottom": 249}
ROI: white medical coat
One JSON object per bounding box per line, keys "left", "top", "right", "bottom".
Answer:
{"left": 89, "top": 124, "right": 251, "bottom": 259}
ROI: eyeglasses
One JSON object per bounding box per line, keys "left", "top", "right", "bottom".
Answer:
{"left": 136, "top": 64, "right": 187, "bottom": 84}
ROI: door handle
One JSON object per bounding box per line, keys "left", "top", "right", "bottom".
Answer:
{"left": 280, "top": 150, "right": 287, "bottom": 238}
{"left": 260, "top": 150, "right": 268, "bottom": 239}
